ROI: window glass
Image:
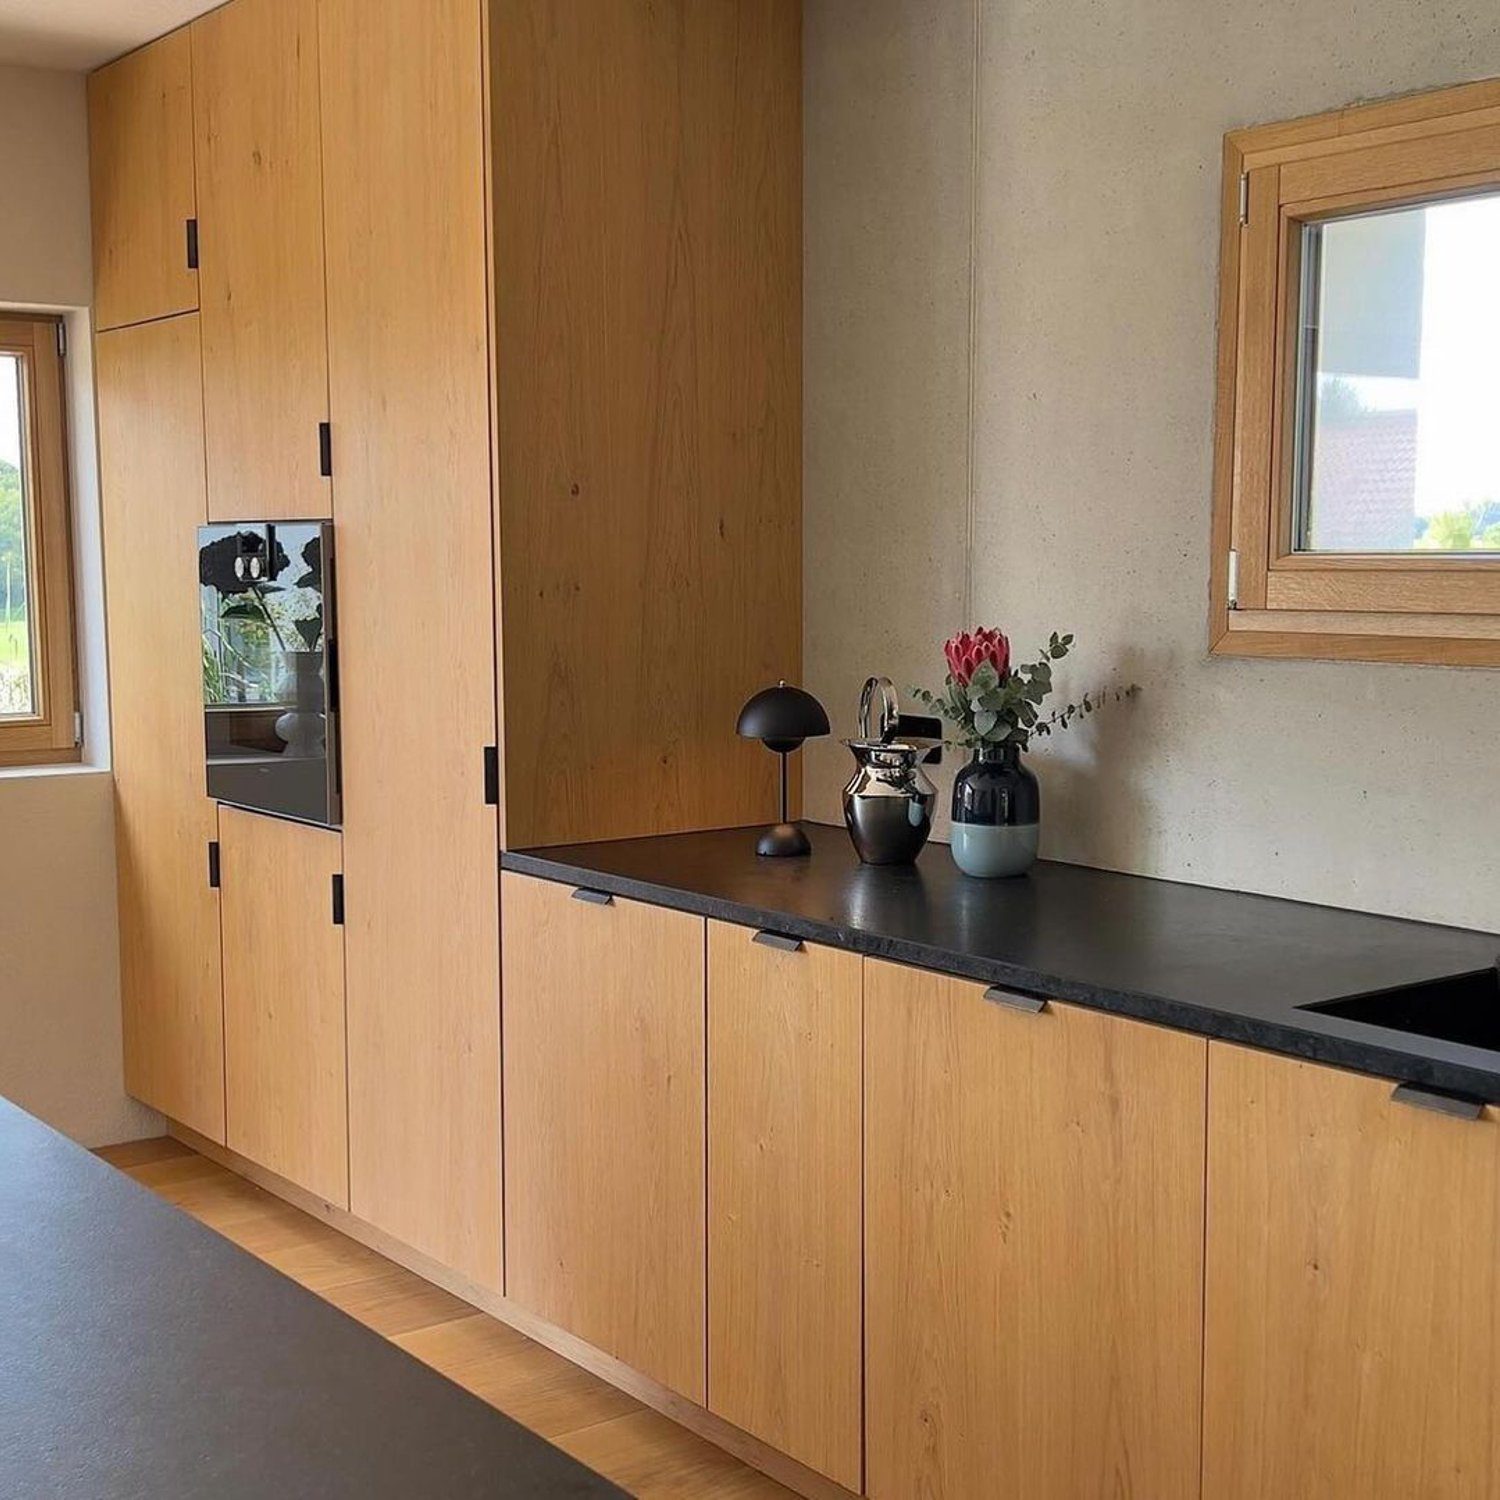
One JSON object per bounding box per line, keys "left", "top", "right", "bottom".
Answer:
{"left": 0, "top": 353, "right": 34, "bottom": 717}
{"left": 1294, "top": 192, "right": 1500, "bottom": 553}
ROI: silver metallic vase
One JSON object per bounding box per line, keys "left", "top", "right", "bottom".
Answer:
{"left": 841, "top": 740, "right": 937, "bottom": 865}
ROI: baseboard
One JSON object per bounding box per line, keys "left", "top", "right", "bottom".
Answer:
{"left": 166, "top": 1121, "right": 859, "bottom": 1500}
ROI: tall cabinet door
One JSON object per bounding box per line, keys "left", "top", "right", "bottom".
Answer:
{"left": 97, "top": 314, "right": 225, "bottom": 1142}
{"left": 318, "top": 0, "right": 500, "bottom": 1288}
{"left": 707, "top": 921, "right": 863, "bottom": 1490}
{"left": 192, "top": 0, "right": 330, "bottom": 522}
{"left": 864, "top": 959, "right": 1206, "bottom": 1500}
{"left": 88, "top": 29, "right": 198, "bottom": 332}
{"left": 1204, "top": 1043, "right": 1500, "bottom": 1500}
{"left": 502, "top": 874, "right": 707, "bottom": 1402}
{"left": 219, "top": 805, "right": 347, "bottom": 1208}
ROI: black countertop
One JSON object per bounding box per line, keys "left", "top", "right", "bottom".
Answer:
{"left": 504, "top": 823, "right": 1500, "bottom": 1101}
{"left": 0, "top": 1097, "right": 624, "bottom": 1500}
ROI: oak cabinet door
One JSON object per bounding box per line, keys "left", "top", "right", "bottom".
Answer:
{"left": 1204, "top": 1043, "right": 1500, "bottom": 1500}
{"left": 97, "top": 314, "right": 224, "bottom": 1142}
{"left": 707, "top": 920, "right": 862, "bottom": 1490}
{"left": 88, "top": 30, "right": 198, "bottom": 331}
{"left": 502, "top": 874, "right": 707, "bottom": 1401}
{"left": 219, "top": 806, "right": 347, "bottom": 1207}
{"left": 319, "top": 0, "right": 501, "bottom": 1292}
{"left": 193, "top": 0, "right": 330, "bottom": 521}
{"left": 864, "top": 959, "right": 1206, "bottom": 1500}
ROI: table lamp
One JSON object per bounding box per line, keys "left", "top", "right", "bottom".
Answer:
{"left": 736, "top": 681, "right": 830, "bottom": 857}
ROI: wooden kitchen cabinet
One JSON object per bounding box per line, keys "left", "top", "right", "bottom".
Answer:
{"left": 219, "top": 806, "right": 347, "bottom": 1207}
{"left": 320, "top": 0, "right": 501, "bottom": 1290}
{"left": 97, "top": 314, "right": 225, "bottom": 1142}
{"left": 1204, "top": 1042, "right": 1500, "bottom": 1500}
{"left": 707, "top": 921, "right": 862, "bottom": 1490}
{"left": 88, "top": 30, "right": 198, "bottom": 332}
{"left": 192, "top": 0, "right": 330, "bottom": 521}
{"left": 864, "top": 958, "right": 1206, "bottom": 1500}
{"left": 502, "top": 873, "right": 707, "bottom": 1401}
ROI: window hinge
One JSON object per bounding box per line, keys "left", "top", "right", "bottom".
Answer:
{"left": 72, "top": 709, "right": 82, "bottom": 745}
{"left": 55, "top": 321, "right": 67, "bottom": 358}
{"left": 1226, "top": 549, "right": 1241, "bottom": 609}
{"left": 1238, "top": 172, "right": 1249, "bottom": 226}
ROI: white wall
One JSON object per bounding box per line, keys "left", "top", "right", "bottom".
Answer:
{"left": 0, "top": 61, "right": 155, "bottom": 1144}
{"left": 805, "top": 0, "right": 1500, "bottom": 932}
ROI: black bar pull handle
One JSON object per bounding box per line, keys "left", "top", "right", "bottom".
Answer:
{"left": 1391, "top": 1083, "right": 1485, "bottom": 1121}
{"left": 483, "top": 746, "right": 499, "bottom": 806}
{"left": 186, "top": 217, "right": 199, "bottom": 270}
{"left": 331, "top": 874, "right": 345, "bottom": 927}
{"left": 984, "top": 986, "right": 1047, "bottom": 1015}
{"left": 571, "top": 888, "right": 613, "bottom": 906}
{"left": 318, "top": 421, "right": 333, "bottom": 477}
{"left": 752, "top": 930, "right": 803, "bottom": 953}
{"left": 207, "top": 840, "right": 221, "bottom": 889}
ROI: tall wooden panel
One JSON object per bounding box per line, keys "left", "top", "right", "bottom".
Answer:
{"left": 707, "top": 921, "right": 862, "bottom": 1490}
{"left": 492, "top": 0, "right": 802, "bottom": 847}
{"left": 192, "top": 0, "right": 330, "bottom": 521}
{"left": 319, "top": 0, "right": 501, "bottom": 1288}
{"left": 1204, "top": 1043, "right": 1500, "bottom": 1500}
{"left": 96, "top": 314, "right": 224, "bottom": 1141}
{"left": 502, "top": 874, "right": 706, "bottom": 1401}
{"left": 219, "top": 806, "right": 347, "bottom": 1207}
{"left": 88, "top": 30, "right": 198, "bottom": 332}
{"left": 864, "top": 960, "right": 1205, "bottom": 1500}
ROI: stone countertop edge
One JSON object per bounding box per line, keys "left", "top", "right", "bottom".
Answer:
{"left": 501, "top": 829, "right": 1500, "bottom": 1103}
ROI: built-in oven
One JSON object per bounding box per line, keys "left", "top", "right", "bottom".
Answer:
{"left": 198, "top": 521, "right": 339, "bottom": 827}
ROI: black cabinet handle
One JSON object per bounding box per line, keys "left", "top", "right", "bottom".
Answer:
{"left": 185, "top": 217, "right": 199, "bottom": 270}
{"left": 207, "top": 840, "right": 221, "bottom": 890}
{"left": 318, "top": 421, "right": 333, "bottom": 477}
{"left": 1391, "top": 1083, "right": 1485, "bottom": 1121}
{"left": 571, "top": 888, "right": 613, "bottom": 906}
{"left": 752, "top": 930, "right": 803, "bottom": 953}
{"left": 984, "top": 986, "right": 1047, "bottom": 1015}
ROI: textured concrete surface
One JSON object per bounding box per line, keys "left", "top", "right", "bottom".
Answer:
{"left": 804, "top": 0, "right": 1500, "bottom": 929}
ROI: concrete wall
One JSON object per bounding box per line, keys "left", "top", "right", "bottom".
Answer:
{"left": 0, "top": 62, "right": 154, "bottom": 1145}
{"left": 804, "top": 0, "right": 1500, "bottom": 932}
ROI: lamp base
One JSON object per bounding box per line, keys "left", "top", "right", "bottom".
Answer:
{"left": 756, "top": 822, "right": 811, "bottom": 858}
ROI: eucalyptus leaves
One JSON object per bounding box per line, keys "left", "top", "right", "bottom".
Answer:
{"left": 913, "top": 626, "right": 1136, "bottom": 751}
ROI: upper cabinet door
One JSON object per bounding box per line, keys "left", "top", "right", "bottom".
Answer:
{"left": 88, "top": 30, "right": 199, "bottom": 332}
{"left": 192, "top": 0, "right": 330, "bottom": 521}
{"left": 1205, "top": 1043, "right": 1500, "bottom": 1499}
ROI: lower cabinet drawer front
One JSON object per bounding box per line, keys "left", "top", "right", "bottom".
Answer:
{"left": 1204, "top": 1042, "right": 1500, "bottom": 1500}
{"left": 501, "top": 872, "right": 707, "bottom": 1402}
{"left": 864, "top": 957, "right": 1206, "bottom": 1500}
{"left": 707, "top": 921, "right": 863, "bottom": 1490}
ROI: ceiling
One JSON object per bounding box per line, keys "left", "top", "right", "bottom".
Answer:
{"left": 0, "top": 0, "right": 218, "bottom": 72}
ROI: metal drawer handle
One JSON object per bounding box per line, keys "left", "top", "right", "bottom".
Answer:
{"left": 984, "top": 986, "right": 1047, "bottom": 1015}
{"left": 752, "top": 930, "right": 804, "bottom": 953}
{"left": 570, "top": 888, "right": 613, "bottom": 906}
{"left": 1391, "top": 1083, "right": 1484, "bottom": 1121}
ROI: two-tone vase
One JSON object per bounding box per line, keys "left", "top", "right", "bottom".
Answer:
{"left": 950, "top": 742, "right": 1040, "bottom": 878}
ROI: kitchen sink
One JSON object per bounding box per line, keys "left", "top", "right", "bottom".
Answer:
{"left": 1301, "top": 966, "right": 1500, "bottom": 1051}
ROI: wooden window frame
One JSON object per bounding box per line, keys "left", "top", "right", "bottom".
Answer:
{"left": 1210, "top": 77, "right": 1500, "bottom": 667}
{"left": 0, "top": 314, "right": 79, "bottom": 765}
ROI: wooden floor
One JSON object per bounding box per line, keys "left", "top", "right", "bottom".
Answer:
{"left": 98, "top": 1139, "right": 794, "bottom": 1499}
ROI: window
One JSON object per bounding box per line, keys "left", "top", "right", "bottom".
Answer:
{"left": 1211, "top": 78, "right": 1500, "bottom": 666}
{"left": 0, "top": 315, "right": 77, "bottom": 763}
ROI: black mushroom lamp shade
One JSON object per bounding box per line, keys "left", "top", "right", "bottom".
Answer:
{"left": 736, "top": 681, "right": 830, "bottom": 857}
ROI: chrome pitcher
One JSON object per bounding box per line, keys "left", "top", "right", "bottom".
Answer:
{"left": 842, "top": 677, "right": 940, "bottom": 865}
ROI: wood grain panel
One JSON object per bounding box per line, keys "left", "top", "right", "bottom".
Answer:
{"left": 219, "top": 805, "right": 347, "bottom": 1207}
{"left": 864, "top": 960, "right": 1205, "bottom": 1500}
{"left": 706, "top": 922, "right": 862, "bottom": 1490}
{"left": 96, "top": 314, "right": 224, "bottom": 1141}
{"left": 502, "top": 874, "right": 706, "bottom": 1402}
{"left": 193, "top": 0, "right": 330, "bottom": 521}
{"left": 87, "top": 30, "right": 198, "bottom": 332}
{"left": 1265, "top": 564, "right": 1500, "bottom": 615}
{"left": 1278, "top": 121, "right": 1500, "bottom": 204}
{"left": 1204, "top": 1043, "right": 1500, "bottom": 1500}
{"left": 318, "top": 0, "right": 501, "bottom": 1290}
{"left": 492, "top": 0, "right": 802, "bottom": 847}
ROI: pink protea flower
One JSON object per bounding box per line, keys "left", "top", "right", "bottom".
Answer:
{"left": 943, "top": 627, "right": 1011, "bottom": 686}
